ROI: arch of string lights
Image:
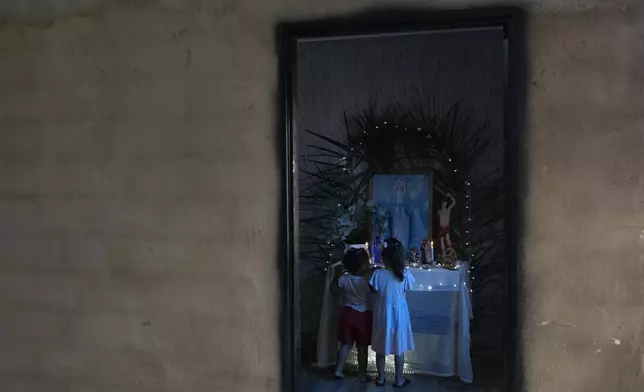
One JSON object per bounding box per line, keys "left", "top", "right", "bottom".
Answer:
{"left": 299, "top": 100, "right": 505, "bottom": 302}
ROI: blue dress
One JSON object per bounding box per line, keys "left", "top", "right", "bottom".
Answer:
{"left": 369, "top": 268, "right": 415, "bottom": 355}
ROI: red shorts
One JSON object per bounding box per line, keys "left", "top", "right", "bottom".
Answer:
{"left": 337, "top": 306, "right": 372, "bottom": 346}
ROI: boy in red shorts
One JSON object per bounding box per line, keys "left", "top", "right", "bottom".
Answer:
{"left": 332, "top": 248, "right": 373, "bottom": 382}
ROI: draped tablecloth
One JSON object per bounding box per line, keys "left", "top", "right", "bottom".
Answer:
{"left": 316, "top": 264, "right": 473, "bottom": 383}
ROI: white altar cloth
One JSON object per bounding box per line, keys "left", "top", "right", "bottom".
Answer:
{"left": 316, "top": 264, "right": 473, "bottom": 383}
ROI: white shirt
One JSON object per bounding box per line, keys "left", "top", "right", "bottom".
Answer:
{"left": 338, "top": 273, "right": 371, "bottom": 312}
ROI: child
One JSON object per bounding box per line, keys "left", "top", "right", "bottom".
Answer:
{"left": 369, "top": 238, "right": 415, "bottom": 388}
{"left": 332, "top": 248, "right": 373, "bottom": 382}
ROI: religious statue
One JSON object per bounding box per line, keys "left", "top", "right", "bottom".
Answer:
{"left": 438, "top": 193, "right": 456, "bottom": 251}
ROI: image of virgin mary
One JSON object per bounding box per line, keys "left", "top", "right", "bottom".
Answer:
{"left": 381, "top": 178, "right": 428, "bottom": 255}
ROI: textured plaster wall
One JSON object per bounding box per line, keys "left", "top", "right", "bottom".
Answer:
{"left": 0, "top": 1, "right": 642, "bottom": 392}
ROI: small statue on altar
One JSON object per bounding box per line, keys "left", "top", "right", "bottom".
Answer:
{"left": 438, "top": 193, "right": 456, "bottom": 251}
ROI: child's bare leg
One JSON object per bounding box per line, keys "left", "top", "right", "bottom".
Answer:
{"left": 394, "top": 354, "right": 405, "bottom": 385}
{"left": 356, "top": 345, "right": 371, "bottom": 381}
{"left": 375, "top": 354, "right": 386, "bottom": 383}
{"left": 334, "top": 343, "right": 353, "bottom": 378}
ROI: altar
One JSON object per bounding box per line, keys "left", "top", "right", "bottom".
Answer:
{"left": 316, "top": 262, "right": 473, "bottom": 383}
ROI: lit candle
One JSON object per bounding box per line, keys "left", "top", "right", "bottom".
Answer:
{"left": 430, "top": 241, "right": 435, "bottom": 263}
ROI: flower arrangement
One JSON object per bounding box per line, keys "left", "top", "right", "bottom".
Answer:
{"left": 331, "top": 201, "right": 390, "bottom": 244}
{"left": 331, "top": 205, "right": 358, "bottom": 243}
{"left": 438, "top": 247, "right": 459, "bottom": 269}
{"left": 365, "top": 201, "right": 389, "bottom": 238}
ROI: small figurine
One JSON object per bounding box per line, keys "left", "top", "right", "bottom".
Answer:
{"left": 438, "top": 193, "right": 456, "bottom": 251}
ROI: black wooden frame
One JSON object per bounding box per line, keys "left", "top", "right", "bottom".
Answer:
{"left": 277, "top": 7, "right": 526, "bottom": 392}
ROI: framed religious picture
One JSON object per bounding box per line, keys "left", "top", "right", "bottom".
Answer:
{"left": 280, "top": 7, "right": 525, "bottom": 392}
{"left": 370, "top": 174, "right": 432, "bottom": 260}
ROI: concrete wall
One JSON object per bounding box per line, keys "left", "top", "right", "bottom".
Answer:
{"left": 0, "top": 1, "right": 642, "bottom": 391}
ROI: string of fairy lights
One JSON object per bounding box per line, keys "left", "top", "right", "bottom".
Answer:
{"left": 318, "top": 122, "right": 475, "bottom": 293}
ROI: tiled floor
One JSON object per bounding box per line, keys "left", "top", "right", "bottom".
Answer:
{"left": 300, "top": 367, "right": 502, "bottom": 392}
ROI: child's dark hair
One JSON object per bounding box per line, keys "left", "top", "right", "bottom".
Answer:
{"left": 342, "top": 248, "right": 369, "bottom": 275}
{"left": 381, "top": 238, "right": 405, "bottom": 281}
